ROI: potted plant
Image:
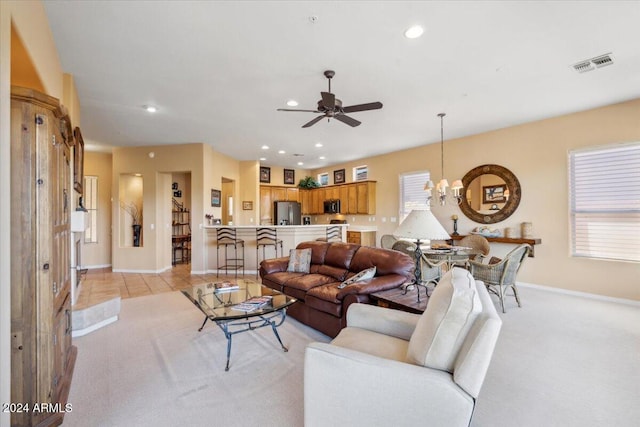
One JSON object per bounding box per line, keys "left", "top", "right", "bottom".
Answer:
{"left": 298, "top": 176, "right": 320, "bottom": 189}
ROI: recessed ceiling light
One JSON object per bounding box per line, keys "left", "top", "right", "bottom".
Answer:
{"left": 261, "top": 145, "right": 269, "bottom": 150}
{"left": 404, "top": 25, "right": 424, "bottom": 39}
{"left": 144, "top": 105, "right": 157, "bottom": 113}
{"left": 315, "top": 143, "right": 323, "bottom": 148}
{"left": 259, "top": 157, "right": 266, "bottom": 161}
{"left": 297, "top": 162, "right": 304, "bottom": 166}
{"left": 319, "top": 156, "right": 326, "bottom": 160}
{"left": 278, "top": 150, "right": 286, "bottom": 154}
{"left": 286, "top": 100, "right": 299, "bottom": 107}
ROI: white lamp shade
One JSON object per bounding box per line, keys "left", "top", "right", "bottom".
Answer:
{"left": 451, "top": 179, "right": 463, "bottom": 189}
{"left": 424, "top": 180, "right": 434, "bottom": 190}
{"left": 439, "top": 178, "right": 449, "bottom": 189}
{"left": 394, "top": 209, "right": 451, "bottom": 241}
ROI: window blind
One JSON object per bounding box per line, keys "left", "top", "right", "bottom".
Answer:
{"left": 569, "top": 142, "right": 640, "bottom": 262}
{"left": 399, "top": 171, "right": 431, "bottom": 222}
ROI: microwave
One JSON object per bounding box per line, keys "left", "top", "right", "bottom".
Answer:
{"left": 323, "top": 199, "right": 341, "bottom": 214}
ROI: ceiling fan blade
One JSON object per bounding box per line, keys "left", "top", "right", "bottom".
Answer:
{"left": 302, "top": 115, "right": 325, "bottom": 128}
{"left": 277, "top": 108, "right": 321, "bottom": 113}
{"left": 342, "top": 102, "right": 383, "bottom": 113}
{"left": 334, "top": 114, "right": 361, "bottom": 127}
{"left": 321, "top": 92, "right": 335, "bottom": 110}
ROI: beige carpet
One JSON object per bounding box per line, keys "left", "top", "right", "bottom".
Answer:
{"left": 65, "top": 287, "right": 640, "bottom": 427}
{"left": 64, "top": 291, "right": 330, "bottom": 427}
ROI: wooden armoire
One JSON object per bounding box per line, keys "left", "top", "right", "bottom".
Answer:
{"left": 10, "top": 86, "right": 77, "bottom": 426}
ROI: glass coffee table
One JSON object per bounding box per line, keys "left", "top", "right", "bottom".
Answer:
{"left": 181, "top": 279, "right": 296, "bottom": 371}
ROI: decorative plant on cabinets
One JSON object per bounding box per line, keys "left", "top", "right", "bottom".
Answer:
{"left": 120, "top": 200, "right": 143, "bottom": 246}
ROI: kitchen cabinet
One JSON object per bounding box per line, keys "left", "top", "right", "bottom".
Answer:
{"left": 10, "top": 86, "right": 76, "bottom": 427}
{"left": 260, "top": 186, "right": 273, "bottom": 224}
{"left": 286, "top": 187, "right": 299, "bottom": 202}
{"left": 339, "top": 185, "right": 349, "bottom": 214}
{"left": 300, "top": 189, "right": 311, "bottom": 214}
{"left": 347, "top": 184, "right": 358, "bottom": 214}
{"left": 357, "top": 181, "right": 376, "bottom": 214}
{"left": 261, "top": 181, "right": 377, "bottom": 218}
{"left": 260, "top": 185, "right": 301, "bottom": 223}
{"left": 271, "top": 186, "right": 286, "bottom": 202}
{"left": 347, "top": 230, "right": 377, "bottom": 247}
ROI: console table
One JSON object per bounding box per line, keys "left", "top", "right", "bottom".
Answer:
{"left": 450, "top": 235, "right": 542, "bottom": 257}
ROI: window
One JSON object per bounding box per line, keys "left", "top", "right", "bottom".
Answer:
{"left": 318, "top": 173, "right": 329, "bottom": 186}
{"left": 84, "top": 175, "right": 98, "bottom": 243}
{"left": 399, "top": 171, "right": 431, "bottom": 222}
{"left": 353, "top": 165, "right": 368, "bottom": 181}
{"left": 568, "top": 142, "right": 640, "bottom": 262}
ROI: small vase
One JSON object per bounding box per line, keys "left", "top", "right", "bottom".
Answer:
{"left": 132, "top": 224, "right": 142, "bottom": 247}
{"left": 521, "top": 222, "right": 533, "bottom": 239}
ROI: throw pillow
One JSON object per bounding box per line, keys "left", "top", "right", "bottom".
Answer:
{"left": 406, "top": 267, "right": 482, "bottom": 373}
{"left": 287, "top": 248, "right": 312, "bottom": 273}
{"left": 338, "top": 266, "right": 376, "bottom": 289}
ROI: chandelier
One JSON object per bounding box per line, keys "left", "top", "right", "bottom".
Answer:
{"left": 425, "top": 113, "right": 463, "bottom": 206}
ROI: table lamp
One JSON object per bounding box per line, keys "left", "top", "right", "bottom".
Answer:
{"left": 393, "top": 209, "right": 451, "bottom": 301}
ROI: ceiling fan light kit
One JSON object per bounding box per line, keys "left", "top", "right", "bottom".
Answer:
{"left": 277, "top": 70, "right": 383, "bottom": 128}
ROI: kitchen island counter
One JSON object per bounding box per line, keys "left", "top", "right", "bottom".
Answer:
{"left": 203, "top": 224, "right": 347, "bottom": 275}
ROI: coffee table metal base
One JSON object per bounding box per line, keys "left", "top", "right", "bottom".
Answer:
{"left": 198, "top": 309, "right": 289, "bottom": 371}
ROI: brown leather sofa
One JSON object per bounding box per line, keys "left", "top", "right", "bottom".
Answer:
{"left": 259, "top": 241, "right": 414, "bottom": 337}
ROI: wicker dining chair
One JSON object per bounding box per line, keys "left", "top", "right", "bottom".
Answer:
{"left": 458, "top": 234, "right": 491, "bottom": 262}
{"left": 391, "top": 240, "right": 446, "bottom": 287}
{"left": 380, "top": 234, "right": 399, "bottom": 249}
{"left": 468, "top": 243, "right": 531, "bottom": 313}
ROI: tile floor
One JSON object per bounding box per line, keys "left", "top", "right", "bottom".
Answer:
{"left": 74, "top": 264, "right": 255, "bottom": 309}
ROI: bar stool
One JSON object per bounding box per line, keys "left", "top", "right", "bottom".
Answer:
{"left": 255, "top": 227, "right": 283, "bottom": 278}
{"left": 216, "top": 228, "right": 245, "bottom": 277}
{"left": 316, "top": 226, "right": 342, "bottom": 242}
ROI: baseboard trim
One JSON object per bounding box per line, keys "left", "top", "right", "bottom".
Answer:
{"left": 518, "top": 282, "right": 640, "bottom": 307}
{"left": 112, "top": 268, "right": 167, "bottom": 273}
{"left": 204, "top": 269, "right": 259, "bottom": 276}
{"left": 84, "top": 264, "right": 112, "bottom": 270}
{"left": 72, "top": 315, "right": 118, "bottom": 337}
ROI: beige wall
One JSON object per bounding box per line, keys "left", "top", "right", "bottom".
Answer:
{"left": 237, "top": 161, "right": 260, "bottom": 225}
{"left": 111, "top": 143, "right": 242, "bottom": 273}
{"left": 83, "top": 152, "right": 113, "bottom": 267}
{"left": 113, "top": 144, "right": 202, "bottom": 272}
{"left": 310, "top": 99, "right": 640, "bottom": 301}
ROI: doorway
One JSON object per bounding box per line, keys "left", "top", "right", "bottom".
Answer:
{"left": 221, "top": 177, "right": 235, "bottom": 225}
{"left": 171, "top": 172, "right": 191, "bottom": 265}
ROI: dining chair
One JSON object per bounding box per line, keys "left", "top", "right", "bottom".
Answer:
{"left": 468, "top": 243, "right": 531, "bottom": 313}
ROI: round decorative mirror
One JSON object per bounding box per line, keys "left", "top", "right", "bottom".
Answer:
{"left": 459, "top": 164, "right": 521, "bottom": 224}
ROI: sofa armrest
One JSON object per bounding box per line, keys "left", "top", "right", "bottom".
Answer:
{"left": 346, "top": 303, "right": 419, "bottom": 341}
{"left": 304, "top": 342, "right": 474, "bottom": 427}
{"left": 336, "top": 274, "right": 406, "bottom": 299}
{"left": 259, "top": 256, "right": 289, "bottom": 275}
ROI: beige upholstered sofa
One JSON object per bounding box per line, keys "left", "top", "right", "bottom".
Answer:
{"left": 304, "top": 267, "right": 502, "bottom": 427}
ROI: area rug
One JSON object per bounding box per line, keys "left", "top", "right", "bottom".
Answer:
{"left": 64, "top": 291, "right": 330, "bottom": 427}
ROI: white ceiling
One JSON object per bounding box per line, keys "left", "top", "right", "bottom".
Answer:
{"left": 43, "top": 1, "right": 640, "bottom": 169}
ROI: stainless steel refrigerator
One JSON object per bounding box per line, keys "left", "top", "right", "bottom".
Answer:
{"left": 274, "top": 201, "right": 301, "bottom": 225}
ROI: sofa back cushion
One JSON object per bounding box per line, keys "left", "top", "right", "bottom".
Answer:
{"left": 297, "top": 241, "right": 330, "bottom": 265}
{"left": 349, "top": 246, "right": 414, "bottom": 279}
{"left": 406, "top": 268, "right": 482, "bottom": 373}
{"left": 324, "top": 242, "right": 360, "bottom": 270}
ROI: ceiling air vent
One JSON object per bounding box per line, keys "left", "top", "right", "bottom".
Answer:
{"left": 592, "top": 53, "right": 614, "bottom": 68}
{"left": 573, "top": 61, "right": 594, "bottom": 73}
{"left": 572, "top": 53, "right": 614, "bottom": 73}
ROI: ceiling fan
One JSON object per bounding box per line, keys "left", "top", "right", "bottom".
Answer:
{"left": 277, "top": 70, "right": 383, "bottom": 128}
